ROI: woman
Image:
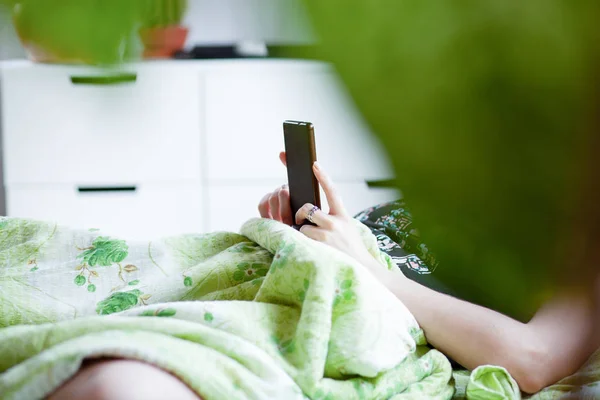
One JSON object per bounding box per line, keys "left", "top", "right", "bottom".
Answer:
{"left": 258, "top": 152, "right": 599, "bottom": 395}
{"left": 47, "top": 153, "right": 597, "bottom": 400}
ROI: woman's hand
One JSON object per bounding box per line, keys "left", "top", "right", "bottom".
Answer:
{"left": 295, "top": 161, "right": 377, "bottom": 267}
{"left": 258, "top": 152, "right": 375, "bottom": 267}
{"left": 257, "top": 152, "right": 294, "bottom": 226}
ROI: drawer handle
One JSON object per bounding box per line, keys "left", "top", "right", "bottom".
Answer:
{"left": 366, "top": 179, "right": 396, "bottom": 188}
{"left": 78, "top": 186, "right": 137, "bottom": 193}
{"left": 70, "top": 73, "right": 137, "bottom": 85}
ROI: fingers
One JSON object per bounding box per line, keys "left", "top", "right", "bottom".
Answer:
{"left": 313, "top": 162, "right": 346, "bottom": 216}
{"left": 268, "top": 190, "right": 281, "bottom": 221}
{"left": 259, "top": 185, "right": 293, "bottom": 225}
{"left": 278, "top": 185, "right": 293, "bottom": 225}
{"left": 299, "top": 224, "right": 329, "bottom": 242}
{"left": 295, "top": 203, "right": 333, "bottom": 228}
{"left": 279, "top": 151, "right": 287, "bottom": 167}
{"left": 258, "top": 192, "right": 272, "bottom": 219}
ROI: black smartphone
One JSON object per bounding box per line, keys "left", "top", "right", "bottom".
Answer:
{"left": 283, "top": 120, "right": 321, "bottom": 229}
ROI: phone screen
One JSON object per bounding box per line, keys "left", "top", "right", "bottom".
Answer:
{"left": 283, "top": 120, "right": 321, "bottom": 226}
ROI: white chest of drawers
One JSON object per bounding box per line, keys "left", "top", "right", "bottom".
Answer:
{"left": 0, "top": 59, "right": 398, "bottom": 239}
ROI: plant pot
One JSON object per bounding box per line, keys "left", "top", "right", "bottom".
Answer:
{"left": 139, "top": 25, "right": 188, "bottom": 59}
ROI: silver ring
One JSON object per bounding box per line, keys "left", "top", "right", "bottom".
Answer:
{"left": 307, "top": 205, "right": 320, "bottom": 224}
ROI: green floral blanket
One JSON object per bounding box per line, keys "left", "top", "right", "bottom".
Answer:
{"left": 0, "top": 216, "right": 567, "bottom": 399}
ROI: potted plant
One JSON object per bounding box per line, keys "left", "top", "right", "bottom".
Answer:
{"left": 1, "top": 0, "right": 188, "bottom": 64}
{"left": 6, "top": 0, "right": 142, "bottom": 64}
{"left": 139, "top": 0, "right": 188, "bottom": 59}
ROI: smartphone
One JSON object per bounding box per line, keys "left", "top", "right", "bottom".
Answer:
{"left": 283, "top": 120, "right": 321, "bottom": 229}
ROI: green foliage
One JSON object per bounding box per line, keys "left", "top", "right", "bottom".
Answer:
{"left": 140, "top": 0, "right": 188, "bottom": 28}
{"left": 5, "top": 0, "right": 143, "bottom": 64}
{"left": 303, "top": 0, "right": 600, "bottom": 319}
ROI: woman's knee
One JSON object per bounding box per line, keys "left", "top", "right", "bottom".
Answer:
{"left": 48, "top": 359, "right": 200, "bottom": 400}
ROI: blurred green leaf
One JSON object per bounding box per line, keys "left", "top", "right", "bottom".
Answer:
{"left": 6, "top": 0, "right": 142, "bottom": 64}
{"left": 303, "top": 0, "right": 600, "bottom": 319}
{"left": 140, "top": 0, "right": 187, "bottom": 28}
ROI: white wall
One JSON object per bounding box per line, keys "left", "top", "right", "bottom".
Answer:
{"left": 183, "top": 0, "right": 315, "bottom": 46}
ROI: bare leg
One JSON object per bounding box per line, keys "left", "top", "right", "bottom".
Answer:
{"left": 47, "top": 359, "right": 201, "bottom": 400}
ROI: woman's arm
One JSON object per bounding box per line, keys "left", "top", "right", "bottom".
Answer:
{"left": 259, "top": 153, "right": 598, "bottom": 393}
{"left": 370, "top": 263, "right": 597, "bottom": 394}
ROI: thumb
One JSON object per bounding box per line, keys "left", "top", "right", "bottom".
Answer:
{"left": 279, "top": 151, "right": 287, "bottom": 167}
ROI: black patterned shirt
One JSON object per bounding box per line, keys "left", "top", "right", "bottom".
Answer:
{"left": 355, "top": 199, "right": 456, "bottom": 297}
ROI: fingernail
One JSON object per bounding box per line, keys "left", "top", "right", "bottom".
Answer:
{"left": 281, "top": 184, "right": 288, "bottom": 189}
{"left": 313, "top": 161, "right": 320, "bottom": 170}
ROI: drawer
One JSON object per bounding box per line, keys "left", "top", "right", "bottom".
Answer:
{"left": 6, "top": 183, "right": 204, "bottom": 240}
{"left": 1, "top": 63, "right": 202, "bottom": 185}
{"left": 205, "top": 182, "right": 400, "bottom": 233}
{"left": 204, "top": 65, "right": 394, "bottom": 182}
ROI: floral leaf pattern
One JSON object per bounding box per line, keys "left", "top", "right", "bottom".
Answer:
{"left": 232, "top": 262, "right": 269, "bottom": 282}
{"left": 73, "top": 264, "right": 101, "bottom": 292}
{"left": 28, "top": 259, "right": 38, "bottom": 272}
{"left": 123, "top": 264, "right": 138, "bottom": 273}
{"left": 230, "top": 242, "right": 260, "bottom": 254}
{"left": 96, "top": 289, "right": 143, "bottom": 315}
{"left": 1, "top": 217, "right": 444, "bottom": 399}
{"left": 139, "top": 308, "right": 176, "bottom": 317}
{"left": 77, "top": 236, "right": 128, "bottom": 267}
{"left": 74, "top": 275, "right": 86, "bottom": 286}
{"left": 74, "top": 236, "right": 137, "bottom": 291}
{"left": 270, "top": 243, "right": 296, "bottom": 271}
{"left": 298, "top": 279, "right": 310, "bottom": 302}
{"left": 333, "top": 278, "right": 356, "bottom": 307}
{"left": 271, "top": 335, "right": 296, "bottom": 355}
{"left": 312, "top": 389, "right": 335, "bottom": 400}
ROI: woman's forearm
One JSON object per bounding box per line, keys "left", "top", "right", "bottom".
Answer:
{"left": 390, "top": 275, "right": 539, "bottom": 370}
{"left": 370, "top": 265, "right": 550, "bottom": 393}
